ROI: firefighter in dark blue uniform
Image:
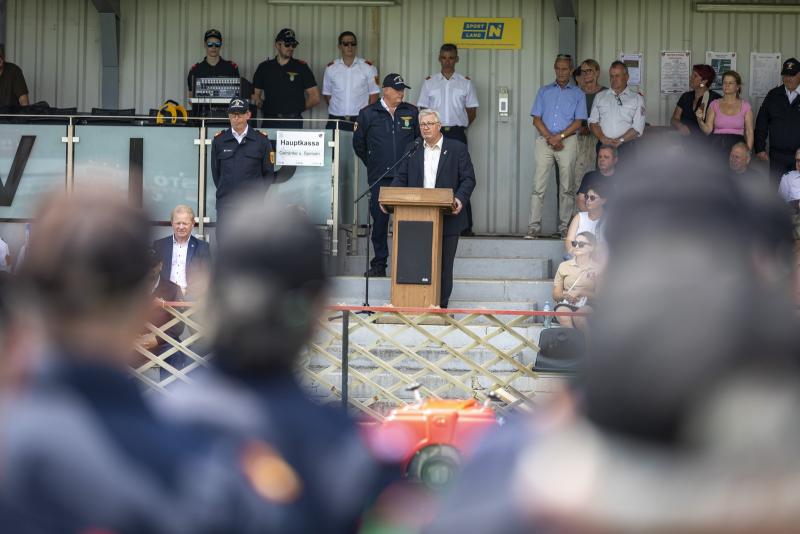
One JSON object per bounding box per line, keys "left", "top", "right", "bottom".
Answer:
{"left": 156, "top": 195, "right": 396, "bottom": 533}
{"left": 353, "top": 73, "right": 420, "bottom": 277}
{"left": 211, "top": 97, "right": 275, "bottom": 230}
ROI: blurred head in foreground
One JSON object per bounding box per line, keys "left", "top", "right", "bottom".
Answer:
{"left": 580, "top": 142, "right": 799, "bottom": 445}
{"left": 207, "top": 190, "right": 328, "bottom": 375}
{"left": 18, "top": 191, "right": 152, "bottom": 365}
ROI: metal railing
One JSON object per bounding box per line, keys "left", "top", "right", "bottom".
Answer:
{"left": 0, "top": 114, "right": 364, "bottom": 256}
{"left": 134, "top": 301, "right": 586, "bottom": 420}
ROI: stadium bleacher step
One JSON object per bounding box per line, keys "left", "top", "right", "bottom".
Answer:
{"left": 329, "top": 276, "right": 553, "bottom": 309}
{"left": 338, "top": 255, "right": 550, "bottom": 280}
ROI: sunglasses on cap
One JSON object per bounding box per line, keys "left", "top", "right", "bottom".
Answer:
{"left": 206, "top": 42, "right": 222, "bottom": 48}
{"left": 571, "top": 240, "right": 592, "bottom": 248}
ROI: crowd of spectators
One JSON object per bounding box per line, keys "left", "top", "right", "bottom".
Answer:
{"left": 533, "top": 54, "right": 800, "bottom": 332}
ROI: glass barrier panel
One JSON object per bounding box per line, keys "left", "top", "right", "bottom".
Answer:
{"left": 73, "top": 125, "right": 200, "bottom": 220}
{"left": 205, "top": 126, "right": 333, "bottom": 226}
{"left": 0, "top": 124, "right": 67, "bottom": 219}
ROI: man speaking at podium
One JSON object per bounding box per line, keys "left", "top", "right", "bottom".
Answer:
{"left": 388, "top": 109, "right": 476, "bottom": 308}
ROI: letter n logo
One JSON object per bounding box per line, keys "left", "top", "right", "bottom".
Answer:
{"left": 0, "top": 135, "right": 36, "bottom": 207}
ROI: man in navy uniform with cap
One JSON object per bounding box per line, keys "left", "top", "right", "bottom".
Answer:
{"left": 187, "top": 29, "right": 240, "bottom": 115}
{"left": 211, "top": 97, "right": 274, "bottom": 229}
{"left": 353, "top": 73, "right": 421, "bottom": 277}
{"left": 755, "top": 57, "right": 800, "bottom": 186}
{"left": 253, "top": 28, "right": 320, "bottom": 129}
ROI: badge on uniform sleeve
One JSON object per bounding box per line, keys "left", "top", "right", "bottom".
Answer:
{"left": 353, "top": 122, "right": 358, "bottom": 132}
{"left": 241, "top": 440, "right": 303, "bottom": 504}
{"left": 287, "top": 72, "right": 298, "bottom": 82}
{"left": 269, "top": 151, "right": 276, "bottom": 165}
{"left": 400, "top": 116, "right": 413, "bottom": 128}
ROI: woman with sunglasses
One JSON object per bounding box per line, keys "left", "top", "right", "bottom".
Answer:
{"left": 564, "top": 182, "right": 607, "bottom": 256}
{"left": 696, "top": 70, "right": 754, "bottom": 158}
{"left": 553, "top": 231, "right": 599, "bottom": 330}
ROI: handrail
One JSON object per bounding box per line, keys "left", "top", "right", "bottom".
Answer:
{"left": 0, "top": 113, "right": 356, "bottom": 124}
{"left": 160, "top": 301, "right": 588, "bottom": 316}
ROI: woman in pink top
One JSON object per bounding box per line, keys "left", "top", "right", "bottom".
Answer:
{"left": 696, "top": 70, "right": 754, "bottom": 158}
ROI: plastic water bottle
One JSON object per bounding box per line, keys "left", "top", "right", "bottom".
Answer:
{"left": 542, "top": 300, "right": 552, "bottom": 329}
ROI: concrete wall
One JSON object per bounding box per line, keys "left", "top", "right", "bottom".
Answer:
{"left": 5, "top": 0, "right": 800, "bottom": 234}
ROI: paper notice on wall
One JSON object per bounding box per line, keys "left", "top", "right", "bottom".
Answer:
{"left": 705, "top": 51, "right": 737, "bottom": 90}
{"left": 750, "top": 52, "right": 782, "bottom": 97}
{"left": 276, "top": 130, "right": 326, "bottom": 167}
{"left": 660, "top": 51, "right": 691, "bottom": 94}
{"left": 619, "top": 52, "right": 643, "bottom": 86}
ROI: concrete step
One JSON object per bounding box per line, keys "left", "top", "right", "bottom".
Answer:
{"left": 327, "top": 298, "right": 539, "bottom": 324}
{"left": 330, "top": 276, "right": 553, "bottom": 308}
{"left": 352, "top": 235, "right": 564, "bottom": 258}
{"left": 337, "top": 255, "right": 550, "bottom": 280}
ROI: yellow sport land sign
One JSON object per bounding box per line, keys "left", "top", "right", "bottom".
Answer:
{"left": 443, "top": 17, "right": 522, "bottom": 50}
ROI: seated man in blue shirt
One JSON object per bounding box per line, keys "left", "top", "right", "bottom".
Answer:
{"left": 527, "top": 54, "right": 587, "bottom": 239}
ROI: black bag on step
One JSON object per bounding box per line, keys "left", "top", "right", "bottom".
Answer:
{"left": 534, "top": 327, "right": 585, "bottom": 372}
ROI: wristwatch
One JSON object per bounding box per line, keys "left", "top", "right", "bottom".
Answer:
{"left": 560, "top": 133, "right": 566, "bottom": 140}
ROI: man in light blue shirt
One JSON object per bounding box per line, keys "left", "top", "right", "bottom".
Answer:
{"left": 527, "top": 54, "right": 587, "bottom": 238}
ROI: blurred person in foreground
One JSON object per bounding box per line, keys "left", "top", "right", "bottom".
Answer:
{"left": 0, "top": 192, "right": 242, "bottom": 533}
{"left": 425, "top": 144, "right": 800, "bottom": 534}
{"left": 156, "top": 189, "right": 396, "bottom": 533}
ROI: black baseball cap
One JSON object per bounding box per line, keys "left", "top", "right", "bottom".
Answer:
{"left": 204, "top": 29, "right": 222, "bottom": 42}
{"left": 228, "top": 98, "right": 248, "bottom": 114}
{"left": 382, "top": 73, "right": 411, "bottom": 91}
{"left": 782, "top": 58, "right": 799, "bottom": 76}
{"left": 275, "top": 28, "right": 299, "bottom": 45}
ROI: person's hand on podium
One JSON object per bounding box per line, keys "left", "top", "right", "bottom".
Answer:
{"left": 379, "top": 203, "right": 389, "bottom": 215}
{"left": 451, "top": 198, "right": 463, "bottom": 215}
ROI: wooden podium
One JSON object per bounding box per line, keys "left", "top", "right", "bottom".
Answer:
{"left": 379, "top": 187, "right": 454, "bottom": 307}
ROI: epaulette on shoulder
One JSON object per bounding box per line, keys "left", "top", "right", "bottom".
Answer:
{"left": 214, "top": 130, "right": 224, "bottom": 137}
{"left": 258, "top": 130, "right": 267, "bottom": 137}
{"left": 327, "top": 61, "right": 334, "bottom": 67}
{"left": 297, "top": 59, "right": 307, "bottom": 65}
{"left": 638, "top": 91, "right": 644, "bottom": 97}
{"left": 231, "top": 61, "right": 238, "bottom": 69}
{"left": 364, "top": 60, "right": 373, "bottom": 66}
{"left": 425, "top": 75, "right": 431, "bottom": 80}
{"left": 465, "top": 75, "right": 471, "bottom": 80}
{"left": 190, "top": 63, "right": 198, "bottom": 70}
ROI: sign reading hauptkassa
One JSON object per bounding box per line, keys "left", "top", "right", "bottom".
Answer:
{"left": 443, "top": 17, "right": 522, "bottom": 50}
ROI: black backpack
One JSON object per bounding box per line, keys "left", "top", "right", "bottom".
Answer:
{"left": 534, "top": 327, "right": 585, "bottom": 372}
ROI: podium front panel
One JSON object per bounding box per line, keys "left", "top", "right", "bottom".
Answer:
{"left": 396, "top": 221, "right": 433, "bottom": 285}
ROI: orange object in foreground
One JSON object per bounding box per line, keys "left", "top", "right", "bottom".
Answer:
{"left": 377, "top": 395, "right": 499, "bottom": 488}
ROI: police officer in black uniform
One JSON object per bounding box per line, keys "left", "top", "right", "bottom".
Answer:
{"left": 353, "top": 73, "right": 420, "bottom": 277}
{"left": 211, "top": 98, "right": 274, "bottom": 230}
{"left": 252, "top": 28, "right": 320, "bottom": 129}
{"left": 755, "top": 57, "right": 800, "bottom": 186}
{"left": 187, "top": 29, "right": 240, "bottom": 117}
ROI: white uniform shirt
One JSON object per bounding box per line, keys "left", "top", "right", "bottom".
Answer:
{"left": 0, "top": 238, "right": 9, "bottom": 272}
{"left": 417, "top": 72, "right": 479, "bottom": 127}
{"left": 588, "top": 86, "right": 646, "bottom": 139}
{"left": 170, "top": 237, "right": 189, "bottom": 289}
{"left": 779, "top": 170, "right": 800, "bottom": 202}
{"left": 232, "top": 125, "right": 248, "bottom": 144}
{"left": 423, "top": 136, "right": 443, "bottom": 189}
{"left": 322, "top": 57, "right": 380, "bottom": 116}
{"left": 787, "top": 86, "right": 799, "bottom": 105}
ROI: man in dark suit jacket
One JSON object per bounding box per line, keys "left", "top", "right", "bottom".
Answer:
{"left": 153, "top": 205, "right": 211, "bottom": 299}
{"left": 389, "top": 109, "right": 476, "bottom": 308}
